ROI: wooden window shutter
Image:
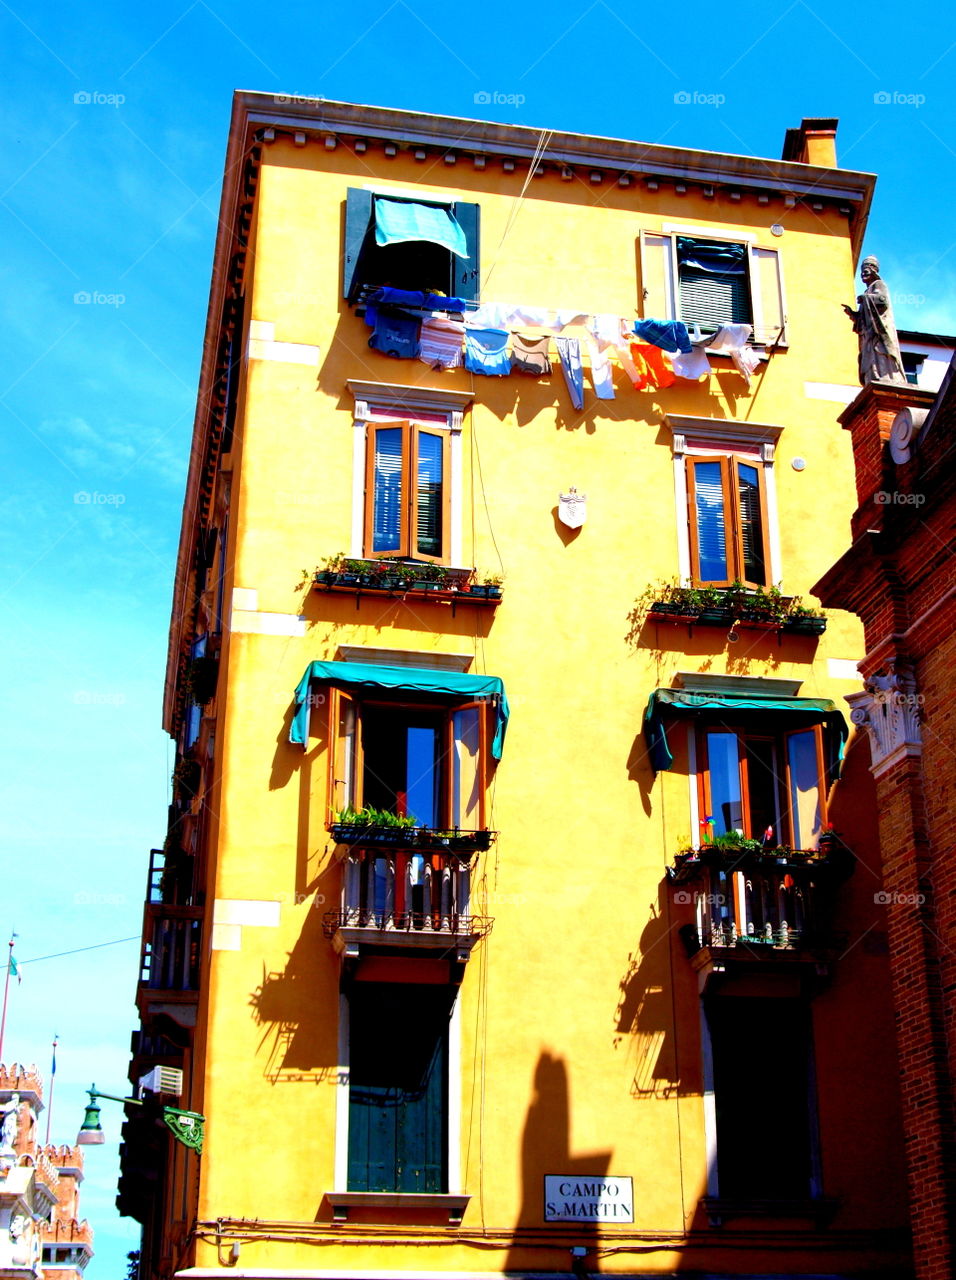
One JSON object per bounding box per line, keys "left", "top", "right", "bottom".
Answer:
{"left": 450, "top": 201, "right": 480, "bottom": 301}
{"left": 343, "top": 188, "right": 374, "bottom": 301}
{"left": 638, "top": 231, "right": 675, "bottom": 320}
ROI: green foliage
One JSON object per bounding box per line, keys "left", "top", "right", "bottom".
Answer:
{"left": 336, "top": 806, "right": 418, "bottom": 829}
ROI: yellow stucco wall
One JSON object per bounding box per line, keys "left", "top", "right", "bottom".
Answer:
{"left": 183, "top": 132, "right": 908, "bottom": 1277}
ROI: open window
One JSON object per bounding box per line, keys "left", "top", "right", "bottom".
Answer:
{"left": 640, "top": 229, "right": 786, "bottom": 346}
{"left": 328, "top": 689, "right": 488, "bottom": 830}
{"left": 687, "top": 454, "right": 770, "bottom": 588}
{"left": 698, "top": 722, "right": 827, "bottom": 849}
{"left": 365, "top": 420, "right": 450, "bottom": 562}
{"left": 343, "top": 189, "right": 480, "bottom": 303}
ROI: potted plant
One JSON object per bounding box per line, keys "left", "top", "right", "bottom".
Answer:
{"left": 784, "top": 596, "right": 828, "bottom": 635}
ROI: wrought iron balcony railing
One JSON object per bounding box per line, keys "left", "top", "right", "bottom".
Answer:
{"left": 323, "top": 847, "right": 492, "bottom": 961}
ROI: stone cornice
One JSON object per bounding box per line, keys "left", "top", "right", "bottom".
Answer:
{"left": 237, "top": 92, "right": 875, "bottom": 212}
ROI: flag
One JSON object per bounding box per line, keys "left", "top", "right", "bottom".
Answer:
{"left": 50, "top": 1039, "right": 57, "bottom": 1076}
{"left": 9, "top": 954, "right": 19, "bottom": 985}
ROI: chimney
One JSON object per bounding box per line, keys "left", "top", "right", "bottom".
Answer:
{"left": 782, "top": 117, "right": 839, "bottom": 168}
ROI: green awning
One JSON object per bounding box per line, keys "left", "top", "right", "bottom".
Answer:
{"left": 290, "top": 660, "right": 508, "bottom": 759}
{"left": 374, "top": 198, "right": 469, "bottom": 258}
{"left": 643, "top": 687, "right": 847, "bottom": 777}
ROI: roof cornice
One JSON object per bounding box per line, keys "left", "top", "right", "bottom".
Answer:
{"left": 236, "top": 91, "right": 875, "bottom": 216}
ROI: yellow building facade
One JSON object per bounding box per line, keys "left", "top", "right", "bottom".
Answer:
{"left": 120, "top": 97, "right": 913, "bottom": 1279}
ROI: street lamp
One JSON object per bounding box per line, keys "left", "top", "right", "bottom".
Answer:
{"left": 76, "top": 1085, "right": 205, "bottom": 1152}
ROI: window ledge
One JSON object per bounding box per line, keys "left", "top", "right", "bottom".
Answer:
{"left": 326, "top": 1191, "right": 470, "bottom": 1224}
{"left": 701, "top": 1195, "right": 838, "bottom": 1228}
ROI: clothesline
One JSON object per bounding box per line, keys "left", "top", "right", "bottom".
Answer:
{"left": 361, "top": 288, "right": 763, "bottom": 400}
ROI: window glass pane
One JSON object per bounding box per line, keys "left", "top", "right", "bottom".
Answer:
{"left": 452, "top": 708, "right": 481, "bottom": 827}
{"left": 744, "top": 738, "right": 779, "bottom": 840}
{"left": 694, "top": 461, "right": 728, "bottom": 581}
{"left": 737, "top": 462, "right": 766, "bottom": 584}
{"left": 788, "top": 730, "right": 822, "bottom": 848}
{"left": 406, "top": 725, "right": 439, "bottom": 827}
{"left": 416, "top": 431, "right": 444, "bottom": 557}
{"left": 707, "top": 732, "right": 743, "bottom": 834}
{"left": 372, "top": 428, "right": 404, "bottom": 553}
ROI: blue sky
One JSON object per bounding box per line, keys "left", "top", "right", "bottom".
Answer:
{"left": 2, "top": 0, "right": 955, "bottom": 1273}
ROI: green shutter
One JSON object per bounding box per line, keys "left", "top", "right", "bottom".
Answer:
{"left": 450, "top": 201, "right": 480, "bottom": 301}
{"left": 343, "top": 188, "right": 374, "bottom": 301}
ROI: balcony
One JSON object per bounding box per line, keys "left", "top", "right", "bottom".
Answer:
{"left": 136, "top": 904, "right": 203, "bottom": 1030}
{"left": 669, "top": 843, "right": 852, "bottom": 985}
{"left": 313, "top": 558, "right": 502, "bottom": 610}
{"left": 323, "top": 848, "right": 493, "bottom": 963}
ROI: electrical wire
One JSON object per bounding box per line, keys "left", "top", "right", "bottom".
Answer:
{"left": 17, "top": 936, "right": 140, "bottom": 967}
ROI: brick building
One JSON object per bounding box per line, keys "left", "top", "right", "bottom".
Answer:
{"left": 0, "top": 1063, "right": 94, "bottom": 1280}
{"left": 815, "top": 356, "right": 956, "bottom": 1280}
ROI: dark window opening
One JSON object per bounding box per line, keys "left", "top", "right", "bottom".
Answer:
{"left": 361, "top": 705, "right": 444, "bottom": 826}
{"left": 901, "top": 352, "right": 924, "bottom": 386}
{"left": 707, "top": 996, "right": 816, "bottom": 1199}
{"left": 348, "top": 981, "right": 453, "bottom": 1193}
{"left": 677, "top": 236, "right": 753, "bottom": 331}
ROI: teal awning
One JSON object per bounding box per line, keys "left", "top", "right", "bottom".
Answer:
{"left": 291, "top": 661, "right": 509, "bottom": 759}
{"left": 643, "top": 688, "right": 847, "bottom": 777}
{"left": 374, "top": 198, "right": 468, "bottom": 259}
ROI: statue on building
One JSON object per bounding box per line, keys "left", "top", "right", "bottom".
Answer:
{"left": 0, "top": 1093, "right": 20, "bottom": 1150}
{"left": 843, "top": 256, "right": 907, "bottom": 386}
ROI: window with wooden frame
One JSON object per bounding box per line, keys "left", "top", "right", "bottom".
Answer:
{"left": 687, "top": 454, "right": 770, "bottom": 588}
{"left": 640, "top": 229, "right": 787, "bottom": 347}
{"left": 328, "top": 688, "right": 487, "bottom": 830}
{"left": 697, "top": 722, "right": 827, "bottom": 849}
{"left": 364, "top": 420, "right": 451, "bottom": 563}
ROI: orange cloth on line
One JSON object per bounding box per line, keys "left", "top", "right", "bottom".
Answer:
{"left": 629, "top": 341, "right": 677, "bottom": 390}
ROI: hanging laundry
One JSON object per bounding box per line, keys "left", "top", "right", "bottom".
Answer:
{"left": 419, "top": 316, "right": 465, "bottom": 370}
{"left": 630, "top": 341, "right": 676, "bottom": 390}
{"left": 509, "top": 305, "right": 555, "bottom": 327}
{"left": 511, "top": 333, "right": 552, "bottom": 376}
{"left": 589, "top": 314, "right": 626, "bottom": 348}
{"left": 464, "top": 327, "right": 512, "bottom": 376}
{"left": 368, "top": 310, "right": 421, "bottom": 359}
{"left": 710, "top": 323, "right": 761, "bottom": 386}
{"left": 553, "top": 310, "right": 588, "bottom": 331}
{"left": 585, "top": 338, "right": 616, "bottom": 399}
{"left": 671, "top": 342, "right": 712, "bottom": 381}
{"left": 365, "top": 286, "right": 468, "bottom": 314}
{"left": 467, "top": 301, "right": 515, "bottom": 329}
{"left": 555, "top": 337, "right": 584, "bottom": 410}
{"left": 632, "top": 318, "right": 693, "bottom": 354}
{"left": 614, "top": 342, "right": 643, "bottom": 388}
